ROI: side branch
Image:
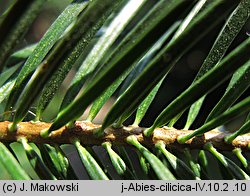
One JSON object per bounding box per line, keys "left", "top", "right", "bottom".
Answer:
{"left": 0, "top": 121, "right": 249, "bottom": 151}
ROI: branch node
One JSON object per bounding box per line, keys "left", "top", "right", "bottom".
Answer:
{"left": 8, "top": 123, "right": 19, "bottom": 133}
{"left": 40, "top": 128, "right": 50, "bottom": 138}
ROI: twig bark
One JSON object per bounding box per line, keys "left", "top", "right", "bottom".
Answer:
{"left": 0, "top": 121, "right": 249, "bottom": 151}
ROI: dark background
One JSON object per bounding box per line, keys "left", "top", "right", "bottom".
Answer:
{"left": 0, "top": 0, "right": 249, "bottom": 179}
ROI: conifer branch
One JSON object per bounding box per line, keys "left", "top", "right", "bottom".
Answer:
{"left": 0, "top": 121, "right": 249, "bottom": 151}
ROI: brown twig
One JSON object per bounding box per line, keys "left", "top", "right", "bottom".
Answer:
{"left": 0, "top": 121, "right": 249, "bottom": 151}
